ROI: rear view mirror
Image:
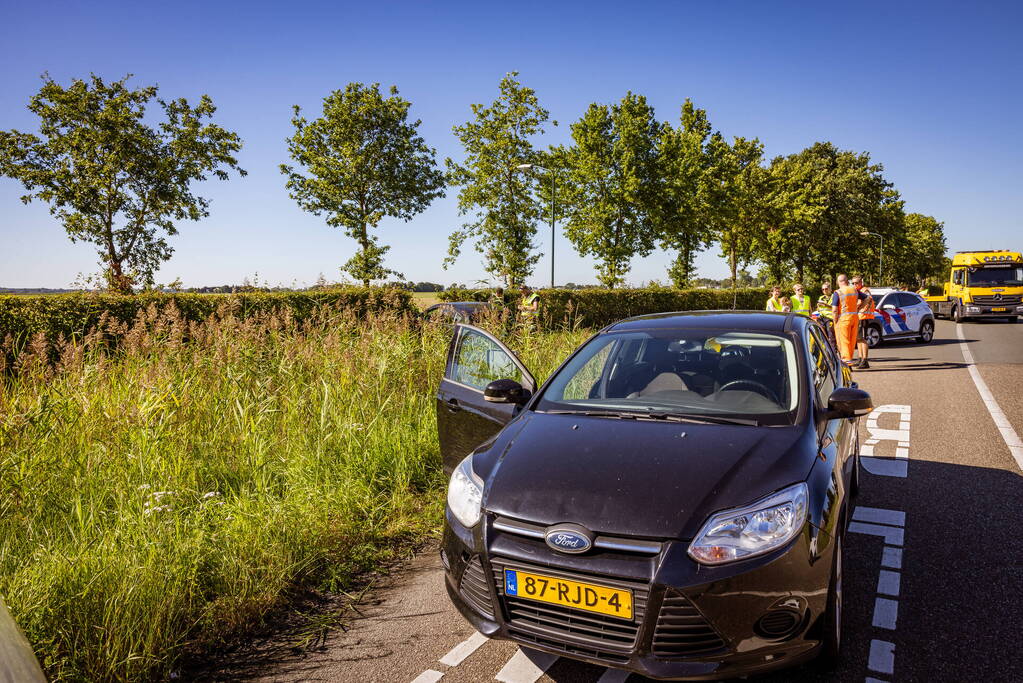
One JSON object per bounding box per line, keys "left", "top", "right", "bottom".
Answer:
{"left": 824, "top": 386, "right": 873, "bottom": 419}
{"left": 484, "top": 379, "right": 530, "bottom": 404}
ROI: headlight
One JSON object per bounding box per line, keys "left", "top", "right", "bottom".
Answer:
{"left": 447, "top": 455, "right": 484, "bottom": 527}
{"left": 688, "top": 483, "right": 808, "bottom": 565}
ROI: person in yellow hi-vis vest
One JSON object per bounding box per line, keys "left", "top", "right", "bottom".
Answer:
{"left": 790, "top": 283, "right": 812, "bottom": 316}
{"left": 816, "top": 282, "right": 834, "bottom": 319}
{"left": 765, "top": 286, "right": 784, "bottom": 312}
{"left": 831, "top": 274, "right": 867, "bottom": 365}
{"left": 518, "top": 285, "right": 540, "bottom": 329}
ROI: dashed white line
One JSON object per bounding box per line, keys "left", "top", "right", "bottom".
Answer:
{"left": 956, "top": 323, "right": 1023, "bottom": 472}
{"left": 847, "top": 521, "right": 904, "bottom": 546}
{"left": 853, "top": 507, "right": 906, "bottom": 527}
{"left": 439, "top": 631, "right": 489, "bottom": 667}
{"left": 876, "top": 570, "right": 901, "bottom": 596}
{"left": 411, "top": 670, "right": 445, "bottom": 683}
{"left": 880, "top": 546, "right": 902, "bottom": 569}
{"left": 495, "top": 648, "right": 558, "bottom": 683}
{"left": 872, "top": 597, "right": 899, "bottom": 630}
{"left": 868, "top": 639, "right": 895, "bottom": 675}
{"left": 595, "top": 667, "right": 631, "bottom": 682}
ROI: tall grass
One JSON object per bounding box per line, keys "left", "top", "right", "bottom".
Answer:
{"left": 0, "top": 303, "right": 589, "bottom": 681}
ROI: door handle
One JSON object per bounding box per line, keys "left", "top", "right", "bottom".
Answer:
{"left": 446, "top": 398, "right": 461, "bottom": 413}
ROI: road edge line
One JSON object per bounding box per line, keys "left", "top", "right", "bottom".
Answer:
{"left": 956, "top": 324, "right": 1023, "bottom": 472}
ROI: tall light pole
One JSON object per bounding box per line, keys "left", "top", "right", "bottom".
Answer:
{"left": 516, "top": 163, "right": 555, "bottom": 289}
{"left": 861, "top": 231, "right": 884, "bottom": 284}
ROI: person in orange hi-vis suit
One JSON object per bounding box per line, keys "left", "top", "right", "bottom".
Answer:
{"left": 831, "top": 273, "right": 868, "bottom": 366}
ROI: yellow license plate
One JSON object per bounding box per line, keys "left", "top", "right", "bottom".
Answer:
{"left": 503, "top": 569, "right": 633, "bottom": 620}
{"left": 992, "top": 307, "right": 1007, "bottom": 312}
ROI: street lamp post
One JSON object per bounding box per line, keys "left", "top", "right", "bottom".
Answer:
{"left": 860, "top": 231, "right": 884, "bottom": 283}
{"left": 516, "top": 163, "right": 555, "bottom": 289}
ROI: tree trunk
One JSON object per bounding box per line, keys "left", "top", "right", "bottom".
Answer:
{"left": 105, "top": 225, "right": 130, "bottom": 294}
{"left": 359, "top": 220, "right": 370, "bottom": 287}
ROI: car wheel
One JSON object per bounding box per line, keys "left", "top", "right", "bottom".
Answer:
{"left": 865, "top": 324, "right": 882, "bottom": 349}
{"left": 820, "top": 534, "right": 843, "bottom": 666}
{"left": 953, "top": 305, "right": 964, "bottom": 323}
{"left": 917, "top": 319, "right": 934, "bottom": 344}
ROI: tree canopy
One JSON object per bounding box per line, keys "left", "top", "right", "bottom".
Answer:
{"left": 555, "top": 92, "right": 661, "bottom": 288}
{"left": 0, "top": 74, "right": 245, "bottom": 292}
{"left": 445, "top": 73, "right": 549, "bottom": 287}
{"left": 281, "top": 82, "right": 444, "bottom": 286}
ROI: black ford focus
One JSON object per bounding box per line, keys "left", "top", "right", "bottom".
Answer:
{"left": 438, "top": 311, "right": 871, "bottom": 680}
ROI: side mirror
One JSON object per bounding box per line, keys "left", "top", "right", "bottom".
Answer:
{"left": 484, "top": 379, "right": 530, "bottom": 404}
{"left": 824, "top": 386, "right": 873, "bottom": 419}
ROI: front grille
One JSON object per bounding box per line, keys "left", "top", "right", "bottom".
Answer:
{"left": 972, "top": 294, "right": 1022, "bottom": 305}
{"left": 491, "top": 559, "right": 649, "bottom": 656}
{"left": 459, "top": 555, "right": 494, "bottom": 619}
{"left": 651, "top": 590, "right": 726, "bottom": 658}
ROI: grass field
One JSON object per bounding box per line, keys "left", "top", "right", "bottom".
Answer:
{"left": 0, "top": 304, "right": 587, "bottom": 681}
{"left": 410, "top": 291, "right": 442, "bottom": 309}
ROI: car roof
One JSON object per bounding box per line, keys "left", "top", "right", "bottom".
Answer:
{"left": 606, "top": 310, "right": 807, "bottom": 334}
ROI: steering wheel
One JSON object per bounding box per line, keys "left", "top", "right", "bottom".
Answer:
{"left": 718, "top": 379, "right": 780, "bottom": 404}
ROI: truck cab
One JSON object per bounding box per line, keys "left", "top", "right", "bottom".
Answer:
{"left": 926, "top": 250, "right": 1023, "bottom": 322}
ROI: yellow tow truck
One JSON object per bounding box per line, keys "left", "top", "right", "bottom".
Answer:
{"left": 925, "top": 250, "right": 1023, "bottom": 323}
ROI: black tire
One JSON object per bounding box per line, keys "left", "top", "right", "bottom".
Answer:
{"left": 864, "top": 323, "right": 882, "bottom": 349}
{"left": 917, "top": 319, "right": 934, "bottom": 344}
{"left": 819, "top": 534, "right": 844, "bottom": 666}
{"left": 953, "top": 304, "right": 964, "bottom": 323}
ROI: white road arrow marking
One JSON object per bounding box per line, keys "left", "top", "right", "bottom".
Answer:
{"left": 439, "top": 631, "right": 489, "bottom": 667}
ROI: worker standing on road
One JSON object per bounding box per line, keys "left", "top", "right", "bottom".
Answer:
{"left": 790, "top": 283, "right": 812, "bottom": 316}
{"left": 518, "top": 285, "right": 540, "bottom": 329}
{"left": 832, "top": 274, "right": 867, "bottom": 366}
{"left": 853, "top": 276, "right": 874, "bottom": 369}
{"left": 765, "top": 286, "right": 784, "bottom": 312}
{"left": 817, "top": 282, "right": 834, "bottom": 319}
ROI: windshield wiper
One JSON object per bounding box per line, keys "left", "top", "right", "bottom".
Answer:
{"left": 643, "top": 411, "right": 762, "bottom": 427}
{"left": 543, "top": 409, "right": 641, "bottom": 419}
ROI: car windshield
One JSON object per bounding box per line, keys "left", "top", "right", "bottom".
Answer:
{"left": 536, "top": 329, "right": 800, "bottom": 424}
{"left": 967, "top": 266, "right": 1023, "bottom": 286}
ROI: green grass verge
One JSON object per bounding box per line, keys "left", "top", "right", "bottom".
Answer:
{"left": 0, "top": 306, "right": 588, "bottom": 681}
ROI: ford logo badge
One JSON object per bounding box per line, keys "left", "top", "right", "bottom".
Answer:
{"left": 544, "top": 525, "right": 594, "bottom": 554}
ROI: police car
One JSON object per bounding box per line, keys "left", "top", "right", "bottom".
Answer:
{"left": 861, "top": 288, "right": 935, "bottom": 348}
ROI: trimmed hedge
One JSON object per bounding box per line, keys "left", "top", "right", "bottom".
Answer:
{"left": 440, "top": 286, "right": 825, "bottom": 329}
{"left": 0, "top": 288, "right": 417, "bottom": 343}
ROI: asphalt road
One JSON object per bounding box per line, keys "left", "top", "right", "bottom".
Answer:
{"left": 219, "top": 319, "right": 1023, "bottom": 683}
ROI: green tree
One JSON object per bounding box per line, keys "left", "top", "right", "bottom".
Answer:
{"left": 889, "top": 213, "right": 947, "bottom": 286}
{"left": 657, "top": 99, "right": 714, "bottom": 288}
{"left": 762, "top": 142, "right": 903, "bottom": 288}
{"left": 281, "top": 83, "right": 444, "bottom": 286}
{"left": 704, "top": 134, "right": 771, "bottom": 288}
{"left": 558, "top": 92, "right": 661, "bottom": 288}
{"left": 0, "top": 74, "right": 245, "bottom": 292}
{"left": 446, "top": 73, "right": 549, "bottom": 287}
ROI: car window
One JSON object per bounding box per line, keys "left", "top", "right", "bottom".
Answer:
{"left": 807, "top": 326, "right": 836, "bottom": 403}
{"left": 537, "top": 329, "right": 800, "bottom": 422}
{"left": 450, "top": 329, "right": 522, "bottom": 390}
{"left": 897, "top": 293, "right": 921, "bottom": 307}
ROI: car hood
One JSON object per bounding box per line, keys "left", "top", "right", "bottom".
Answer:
{"left": 481, "top": 411, "right": 812, "bottom": 541}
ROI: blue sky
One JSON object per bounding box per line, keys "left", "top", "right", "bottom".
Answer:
{"left": 1, "top": 0, "right": 1020, "bottom": 288}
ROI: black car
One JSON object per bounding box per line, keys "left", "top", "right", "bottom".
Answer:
{"left": 424, "top": 301, "right": 494, "bottom": 324}
{"left": 437, "top": 311, "right": 871, "bottom": 680}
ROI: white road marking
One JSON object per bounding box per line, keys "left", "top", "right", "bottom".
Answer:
{"left": 852, "top": 507, "right": 906, "bottom": 527}
{"left": 881, "top": 546, "right": 902, "bottom": 569}
{"left": 860, "top": 404, "right": 912, "bottom": 478}
{"left": 847, "top": 521, "right": 904, "bottom": 546}
{"left": 872, "top": 597, "right": 899, "bottom": 630}
{"left": 595, "top": 667, "right": 631, "bottom": 682}
{"left": 411, "top": 670, "right": 445, "bottom": 683}
{"left": 868, "top": 639, "right": 895, "bottom": 674}
{"left": 956, "top": 324, "right": 1023, "bottom": 472}
{"left": 877, "top": 570, "right": 901, "bottom": 596}
{"left": 495, "top": 648, "right": 558, "bottom": 683}
{"left": 439, "top": 631, "right": 489, "bottom": 667}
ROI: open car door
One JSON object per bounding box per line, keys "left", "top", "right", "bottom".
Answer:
{"left": 436, "top": 324, "right": 536, "bottom": 474}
